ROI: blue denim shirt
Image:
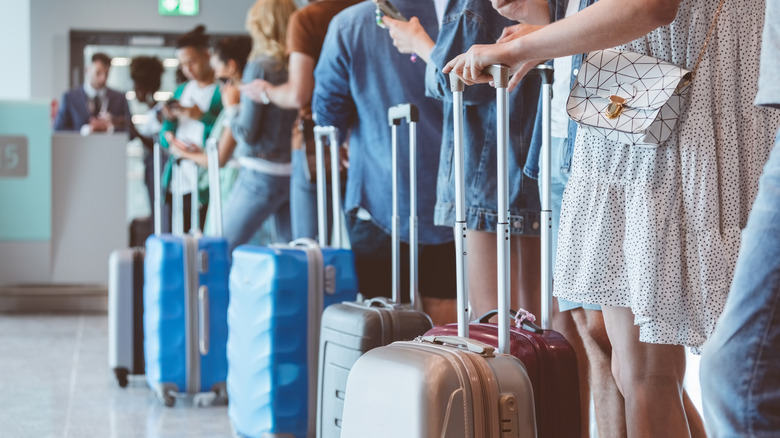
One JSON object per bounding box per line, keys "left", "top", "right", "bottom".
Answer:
{"left": 312, "top": 0, "right": 452, "bottom": 245}
{"left": 231, "top": 56, "right": 298, "bottom": 163}
{"left": 425, "top": 0, "right": 542, "bottom": 235}
{"left": 756, "top": 0, "right": 780, "bottom": 109}
{"left": 525, "top": 0, "right": 595, "bottom": 180}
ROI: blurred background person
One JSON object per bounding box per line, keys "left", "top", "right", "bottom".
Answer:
{"left": 129, "top": 55, "right": 165, "bottom": 215}
{"left": 167, "top": 35, "right": 249, "bottom": 239}
{"left": 313, "top": 0, "right": 457, "bottom": 324}
{"left": 239, "top": 0, "right": 361, "bottom": 242}
{"left": 54, "top": 52, "right": 130, "bottom": 134}
{"left": 159, "top": 25, "right": 222, "bottom": 233}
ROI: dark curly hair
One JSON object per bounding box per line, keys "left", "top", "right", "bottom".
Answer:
{"left": 176, "top": 24, "right": 209, "bottom": 50}
{"left": 129, "top": 56, "right": 164, "bottom": 95}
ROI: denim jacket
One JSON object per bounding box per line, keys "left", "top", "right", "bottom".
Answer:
{"left": 312, "top": 1, "right": 452, "bottom": 245}
{"left": 425, "top": 0, "right": 542, "bottom": 235}
{"left": 231, "top": 56, "right": 297, "bottom": 163}
{"left": 525, "top": 0, "right": 595, "bottom": 180}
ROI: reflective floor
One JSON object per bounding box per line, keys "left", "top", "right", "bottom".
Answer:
{"left": 0, "top": 314, "right": 233, "bottom": 438}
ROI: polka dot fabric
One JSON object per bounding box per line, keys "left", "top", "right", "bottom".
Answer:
{"left": 554, "top": 0, "right": 780, "bottom": 352}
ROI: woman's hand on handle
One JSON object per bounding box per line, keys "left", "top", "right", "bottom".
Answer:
{"left": 443, "top": 40, "right": 544, "bottom": 91}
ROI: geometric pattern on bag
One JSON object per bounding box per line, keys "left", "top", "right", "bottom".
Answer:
{"left": 566, "top": 49, "right": 691, "bottom": 147}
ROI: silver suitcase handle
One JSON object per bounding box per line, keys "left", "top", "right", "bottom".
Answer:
{"left": 198, "top": 285, "right": 210, "bottom": 355}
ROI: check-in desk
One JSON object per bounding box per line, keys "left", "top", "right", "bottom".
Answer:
{"left": 0, "top": 100, "right": 127, "bottom": 289}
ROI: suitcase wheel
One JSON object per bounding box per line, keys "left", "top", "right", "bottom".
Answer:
{"left": 212, "top": 382, "right": 228, "bottom": 405}
{"left": 113, "top": 368, "right": 129, "bottom": 388}
{"left": 153, "top": 383, "right": 177, "bottom": 407}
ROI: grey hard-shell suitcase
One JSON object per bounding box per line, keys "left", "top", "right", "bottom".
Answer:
{"left": 315, "top": 108, "right": 434, "bottom": 438}
{"left": 340, "top": 66, "right": 537, "bottom": 438}
{"left": 108, "top": 139, "right": 167, "bottom": 387}
{"left": 108, "top": 246, "right": 145, "bottom": 387}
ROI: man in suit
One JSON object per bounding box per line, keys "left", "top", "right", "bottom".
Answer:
{"left": 53, "top": 52, "right": 130, "bottom": 134}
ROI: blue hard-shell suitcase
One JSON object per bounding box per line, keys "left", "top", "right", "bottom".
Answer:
{"left": 144, "top": 140, "right": 230, "bottom": 406}
{"left": 227, "top": 126, "right": 359, "bottom": 438}
{"left": 144, "top": 234, "right": 230, "bottom": 405}
{"left": 228, "top": 241, "right": 358, "bottom": 438}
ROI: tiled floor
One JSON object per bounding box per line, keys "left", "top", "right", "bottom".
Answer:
{"left": 0, "top": 314, "right": 233, "bottom": 438}
{"left": 0, "top": 312, "right": 704, "bottom": 438}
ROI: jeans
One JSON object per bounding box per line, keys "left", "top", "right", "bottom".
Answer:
{"left": 545, "top": 136, "right": 601, "bottom": 312}
{"left": 222, "top": 167, "right": 291, "bottom": 254}
{"left": 290, "top": 148, "right": 335, "bottom": 241}
{"left": 345, "top": 211, "right": 456, "bottom": 301}
{"left": 700, "top": 132, "right": 780, "bottom": 437}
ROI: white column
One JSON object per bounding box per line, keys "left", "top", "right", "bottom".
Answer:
{"left": 0, "top": 0, "right": 31, "bottom": 100}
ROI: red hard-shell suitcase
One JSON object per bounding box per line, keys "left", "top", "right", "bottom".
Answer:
{"left": 424, "top": 66, "right": 581, "bottom": 437}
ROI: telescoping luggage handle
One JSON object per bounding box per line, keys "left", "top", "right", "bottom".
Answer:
{"left": 531, "top": 65, "right": 554, "bottom": 330}
{"left": 388, "top": 103, "right": 421, "bottom": 311}
{"left": 166, "top": 139, "right": 223, "bottom": 237}
{"left": 449, "top": 65, "right": 512, "bottom": 354}
{"left": 449, "top": 65, "right": 556, "bottom": 353}
{"left": 312, "top": 126, "right": 345, "bottom": 248}
{"left": 153, "top": 136, "right": 163, "bottom": 236}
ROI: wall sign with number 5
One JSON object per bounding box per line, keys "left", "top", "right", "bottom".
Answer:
{"left": 0, "top": 136, "right": 29, "bottom": 178}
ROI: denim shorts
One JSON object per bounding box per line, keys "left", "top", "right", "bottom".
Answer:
{"left": 345, "top": 212, "right": 456, "bottom": 301}
{"left": 434, "top": 102, "right": 541, "bottom": 236}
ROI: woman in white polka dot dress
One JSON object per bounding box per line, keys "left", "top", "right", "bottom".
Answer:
{"left": 446, "top": 0, "right": 778, "bottom": 435}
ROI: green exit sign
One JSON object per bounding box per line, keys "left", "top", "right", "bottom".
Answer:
{"left": 159, "top": 0, "right": 199, "bottom": 16}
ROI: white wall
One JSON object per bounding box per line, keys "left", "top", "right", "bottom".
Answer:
{"left": 0, "top": 0, "right": 31, "bottom": 99}
{"left": 29, "top": 0, "right": 256, "bottom": 101}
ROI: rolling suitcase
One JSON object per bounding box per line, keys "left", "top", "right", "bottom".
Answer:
{"left": 340, "top": 66, "right": 537, "bottom": 438}
{"left": 315, "top": 109, "right": 434, "bottom": 438}
{"left": 108, "top": 141, "right": 166, "bottom": 387}
{"left": 424, "top": 66, "right": 581, "bottom": 437}
{"left": 227, "top": 126, "right": 359, "bottom": 438}
{"left": 144, "top": 138, "right": 230, "bottom": 407}
{"left": 108, "top": 246, "right": 145, "bottom": 387}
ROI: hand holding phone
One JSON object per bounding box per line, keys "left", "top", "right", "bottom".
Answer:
{"left": 375, "top": 0, "right": 421, "bottom": 62}
{"left": 374, "top": 0, "right": 407, "bottom": 29}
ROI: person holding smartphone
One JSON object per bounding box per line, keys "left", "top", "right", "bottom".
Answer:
{"left": 166, "top": 35, "right": 251, "bottom": 238}
{"left": 239, "top": 0, "right": 362, "bottom": 242}
{"left": 158, "top": 25, "right": 222, "bottom": 233}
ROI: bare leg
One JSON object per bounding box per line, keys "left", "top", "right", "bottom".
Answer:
{"left": 466, "top": 230, "right": 541, "bottom": 318}
{"left": 553, "top": 303, "right": 591, "bottom": 437}
{"left": 602, "top": 306, "right": 690, "bottom": 438}
{"left": 421, "top": 297, "right": 457, "bottom": 326}
{"left": 684, "top": 391, "right": 707, "bottom": 438}
{"left": 572, "top": 308, "right": 627, "bottom": 438}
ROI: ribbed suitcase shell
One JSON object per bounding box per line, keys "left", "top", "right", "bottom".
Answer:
{"left": 316, "top": 298, "right": 432, "bottom": 437}
{"left": 108, "top": 247, "right": 145, "bottom": 386}
{"left": 227, "top": 244, "right": 359, "bottom": 438}
{"left": 341, "top": 337, "right": 537, "bottom": 438}
{"left": 426, "top": 322, "right": 580, "bottom": 437}
{"left": 144, "top": 234, "right": 230, "bottom": 400}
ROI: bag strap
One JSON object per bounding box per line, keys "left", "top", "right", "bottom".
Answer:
{"left": 690, "top": 0, "right": 727, "bottom": 81}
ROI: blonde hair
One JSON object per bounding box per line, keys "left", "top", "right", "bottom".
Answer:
{"left": 246, "top": 0, "right": 297, "bottom": 63}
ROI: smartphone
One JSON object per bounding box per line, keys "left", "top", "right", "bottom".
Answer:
{"left": 165, "top": 98, "right": 180, "bottom": 109}
{"left": 374, "top": 0, "right": 407, "bottom": 29}
{"left": 217, "top": 76, "right": 233, "bottom": 86}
